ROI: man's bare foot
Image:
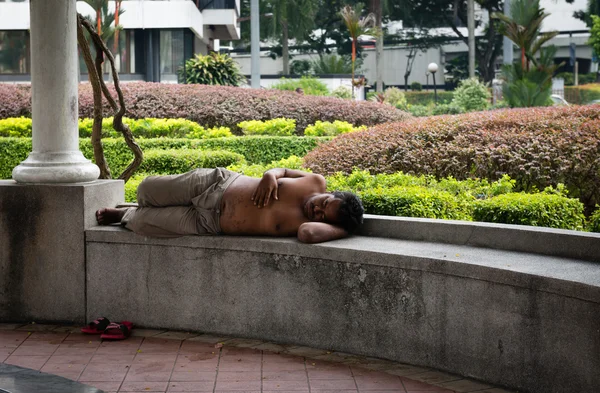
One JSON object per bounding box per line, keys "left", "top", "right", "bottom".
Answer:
{"left": 96, "top": 208, "right": 128, "bottom": 225}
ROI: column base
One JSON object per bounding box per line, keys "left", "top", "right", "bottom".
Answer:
{"left": 12, "top": 151, "right": 100, "bottom": 183}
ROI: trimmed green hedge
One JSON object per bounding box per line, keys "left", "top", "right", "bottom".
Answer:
{"left": 473, "top": 193, "right": 585, "bottom": 230}
{"left": 404, "top": 91, "right": 454, "bottom": 105}
{"left": 140, "top": 149, "right": 245, "bottom": 174}
{"left": 0, "top": 136, "right": 328, "bottom": 179}
{"left": 359, "top": 186, "right": 472, "bottom": 220}
{"left": 588, "top": 207, "right": 600, "bottom": 232}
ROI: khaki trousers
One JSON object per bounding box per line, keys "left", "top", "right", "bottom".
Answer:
{"left": 122, "top": 168, "right": 240, "bottom": 238}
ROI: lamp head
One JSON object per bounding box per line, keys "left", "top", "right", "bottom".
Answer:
{"left": 428, "top": 62, "right": 439, "bottom": 73}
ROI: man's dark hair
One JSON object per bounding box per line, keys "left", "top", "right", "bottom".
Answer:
{"left": 332, "top": 191, "right": 364, "bottom": 233}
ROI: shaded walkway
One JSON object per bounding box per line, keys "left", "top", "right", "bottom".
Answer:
{"left": 0, "top": 324, "right": 513, "bottom": 393}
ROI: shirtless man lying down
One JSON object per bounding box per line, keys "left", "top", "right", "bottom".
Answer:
{"left": 96, "top": 167, "right": 364, "bottom": 244}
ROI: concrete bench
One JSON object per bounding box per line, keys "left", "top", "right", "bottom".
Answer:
{"left": 85, "top": 215, "right": 600, "bottom": 393}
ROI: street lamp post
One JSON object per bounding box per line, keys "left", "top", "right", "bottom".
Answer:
{"left": 428, "top": 62, "right": 439, "bottom": 104}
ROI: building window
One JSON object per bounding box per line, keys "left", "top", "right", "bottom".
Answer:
{"left": 160, "top": 29, "right": 184, "bottom": 82}
{"left": 0, "top": 30, "right": 29, "bottom": 74}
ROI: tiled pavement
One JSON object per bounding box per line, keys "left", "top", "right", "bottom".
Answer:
{"left": 0, "top": 323, "right": 515, "bottom": 393}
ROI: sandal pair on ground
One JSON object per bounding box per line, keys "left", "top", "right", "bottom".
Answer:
{"left": 81, "top": 317, "right": 133, "bottom": 340}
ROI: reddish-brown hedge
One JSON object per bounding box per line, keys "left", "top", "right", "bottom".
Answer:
{"left": 303, "top": 106, "right": 600, "bottom": 212}
{"left": 0, "top": 82, "right": 409, "bottom": 134}
{"left": 0, "top": 84, "right": 31, "bottom": 119}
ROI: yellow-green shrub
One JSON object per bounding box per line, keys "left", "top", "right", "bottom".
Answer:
{"left": 0, "top": 117, "right": 32, "bottom": 137}
{"left": 304, "top": 120, "right": 366, "bottom": 136}
{"left": 237, "top": 118, "right": 296, "bottom": 136}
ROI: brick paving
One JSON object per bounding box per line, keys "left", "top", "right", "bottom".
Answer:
{"left": 0, "top": 323, "right": 515, "bottom": 393}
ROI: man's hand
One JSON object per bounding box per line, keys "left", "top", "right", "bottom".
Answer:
{"left": 251, "top": 172, "right": 278, "bottom": 208}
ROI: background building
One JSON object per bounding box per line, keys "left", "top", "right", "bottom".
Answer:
{"left": 0, "top": 0, "right": 240, "bottom": 83}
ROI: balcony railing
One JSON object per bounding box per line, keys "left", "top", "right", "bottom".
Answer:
{"left": 195, "top": 0, "right": 235, "bottom": 10}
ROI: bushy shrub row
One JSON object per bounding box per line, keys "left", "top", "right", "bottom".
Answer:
{"left": 271, "top": 77, "right": 330, "bottom": 96}
{"left": 122, "top": 165, "right": 593, "bottom": 231}
{"left": 0, "top": 136, "right": 328, "bottom": 178}
{"left": 0, "top": 82, "right": 410, "bottom": 134}
{"left": 303, "top": 105, "right": 600, "bottom": 212}
{"left": 327, "top": 169, "right": 587, "bottom": 230}
{"left": 304, "top": 120, "right": 366, "bottom": 136}
{"left": 404, "top": 91, "right": 454, "bottom": 106}
{"left": 140, "top": 149, "right": 245, "bottom": 174}
{"left": 2, "top": 117, "right": 367, "bottom": 138}
{"left": 238, "top": 118, "right": 296, "bottom": 136}
{"left": 0, "top": 117, "right": 232, "bottom": 139}
{"left": 564, "top": 84, "right": 600, "bottom": 104}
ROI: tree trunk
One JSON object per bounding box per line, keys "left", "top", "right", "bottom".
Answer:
{"left": 351, "top": 39, "right": 356, "bottom": 98}
{"left": 113, "top": 0, "right": 121, "bottom": 56}
{"left": 96, "top": 9, "right": 101, "bottom": 36}
{"left": 372, "top": 0, "right": 383, "bottom": 92}
{"left": 282, "top": 19, "right": 289, "bottom": 75}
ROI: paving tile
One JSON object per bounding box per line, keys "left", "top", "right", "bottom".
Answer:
{"left": 10, "top": 344, "right": 59, "bottom": 356}
{"left": 408, "top": 371, "right": 462, "bottom": 385}
{"left": 464, "top": 389, "right": 514, "bottom": 393}
{"left": 251, "top": 342, "right": 287, "bottom": 353}
{"left": 179, "top": 341, "right": 218, "bottom": 354}
{"left": 153, "top": 331, "right": 200, "bottom": 341}
{"left": 78, "top": 381, "right": 121, "bottom": 391}
{"left": 218, "top": 370, "right": 261, "bottom": 381}
{"left": 215, "top": 380, "right": 261, "bottom": 390}
{"left": 309, "top": 390, "right": 357, "bottom": 393}
{"left": 309, "top": 379, "right": 358, "bottom": 389}
{"left": 439, "top": 378, "right": 493, "bottom": 392}
{"left": 4, "top": 355, "right": 50, "bottom": 370}
{"left": 167, "top": 381, "right": 215, "bottom": 391}
{"left": 124, "top": 371, "right": 172, "bottom": 382}
{"left": 216, "top": 391, "right": 261, "bottom": 393}
{"left": 221, "top": 347, "right": 262, "bottom": 357}
{"left": 263, "top": 378, "right": 312, "bottom": 390}
{"left": 131, "top": 329, "right": 169, "bottom": 338}
{"left": 0, "top": 323, "right": 26, "bottom": 330}
{"left": 46, "top": 354, "right": 94, "bottom": 364}
{"left": 355, "top": 374, "right": 405, "bottom": 390}
{"left": 308, "top": 367, "right": 353, "bottom": 380}
{"left": 119, "top": 381, "right": 169, "bottom": 391}
{"left": 262, "top": 370, "right": 307, "bottom": 381}
{"left": 285, "top": 345, "right": 329, "bottom": 358}
{"left": 90, "top": 353, "right": 136, "bottom": 364}
{"left": 54, "top": 346, "right": 100, "bottom": 356}
{"left": 401, "top": 377, "right": 456, "bottom": 392}
{"left": 52, "top": 326, "right": 82, "bottom": 333}
{"left": 217, "top": 360, "right": 262, "bottom": 372}
{"left": 186, "top": 334, "right": 231, "bottom": 344}
{"left": 16, "top": 323, "right": 60, "bottom": 332}
{"left": 220, "top": 338, "right": 265, "bottom": 348}
{"left": 385, "top": 364, "right": 431, "bottom": 377}
{"left": 78, "top": 370, "right": 128, "bottom": 382}
{"left": 170, "top": 371, "right": 216, "bottom": 382}
{"left": 133, "top": 354, "right": 178, "bottom": 363}
{"left": 174, "top": 359, "right": 218, "bottom": 372}
{"left": 129, "top": 361, "right": 175, "bottom": 373}
{"left": 64, "top": 333, "right": 103, "bottom": 342}
{"left": 26, "top": 331, "right": 69, "bottom": 342}
{"left": 41, "top": 362, "right": 87, "bottom": 374}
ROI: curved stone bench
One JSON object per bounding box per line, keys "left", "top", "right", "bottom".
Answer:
{"left": 85, "top": 215, "right": 600, "bottom": 393}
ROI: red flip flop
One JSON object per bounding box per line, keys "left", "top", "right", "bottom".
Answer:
{"left": 100, "top": 321, "right": 134, "bottom": 340}
{"left": 81, "top": 317, "right": 111, "bottom": 334}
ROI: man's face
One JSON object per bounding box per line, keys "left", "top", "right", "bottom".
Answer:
{"left": 304, "top": 193, "right": 342, "bottom": 224}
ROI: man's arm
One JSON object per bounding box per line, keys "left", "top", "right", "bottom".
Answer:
{"left": 297, "top": 222, "right": 349, "bottom": 244}
{"left": 252, "top": 168, "right": 325, "bottom": 207}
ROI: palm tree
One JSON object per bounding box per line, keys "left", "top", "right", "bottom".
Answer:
{"left": 268, "top": 0, "right": 317, "bottom": 75}
{"left": 340, "top": 4, "right": 378, "bottom": 97}
{"left": 492, "top": 0, "right": 558, "bottom": 71}
{"left": 82, "top": 0, "right": 124, "bottom": 45}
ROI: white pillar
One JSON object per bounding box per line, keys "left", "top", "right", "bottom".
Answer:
{"left": 12, "top": 0, "right": 99, "bottom": 184}
{"left": 467, "top": 0, "right": 476, "bottom": 78}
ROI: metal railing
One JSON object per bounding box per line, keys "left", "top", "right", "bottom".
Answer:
{"left": 195, "top": 0, "right": 235, "bottom": 10}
